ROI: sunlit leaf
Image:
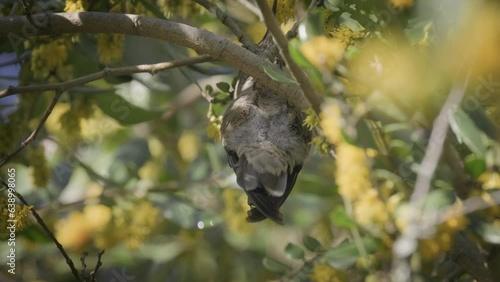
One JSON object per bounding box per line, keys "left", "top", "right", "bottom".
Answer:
{"left": 450, "top": 108, "right": 492, "bottom": 157}
{"left": 330, "top": 207, "right": 357, "bottom": 229}
{"left": 263, "top": 66, "right": 298, "bottom": 85}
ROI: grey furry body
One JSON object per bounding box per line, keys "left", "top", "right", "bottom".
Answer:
{"left": 221, "top": 87, "right": 311, "bottom": 224}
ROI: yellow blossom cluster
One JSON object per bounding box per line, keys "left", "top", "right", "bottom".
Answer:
{"left": 178, "top": 131, "right": 201, "bottom": 163}
{"left": 206, "top": 114, "right": 223, "bottom": 141}
{"left": 64, "top": 0, "right": 86, "bottom": 12}
{"left": 157, "top": 0, "right": 202, "bottom": 17}
{"left": 30, "top": 39, "right": 68, "bottom": 79}
{"left": 301, "top": 36, "right": 345, "bottom": 71}
{"left": 418, "top": 215, "right": 469, "bottom": 261}
{"left": 109, "top": 0, "right": 148, "bottom": 15}
{"left": 26, "top": 146, "right": 50, "bottom": 188}
{"left": 309, "top": 263, "right": 345, "bottom": 282}
{"left": 0, "top": 196, "right": 32, "bottom": 238}
{"left": 478, "top": 171, "right": 500, "bottom": 190}
{"left": 388, "top": 0, "right": 413, "bottom": 9}
{"left": 267, "top": 0, "right": 296, "bottom": 24}
{"left": 56, "top": 201, "right": 161, "bottom": 250}
{"left": 326, "top": 23, "right": 365, "bottom": 47}
{"left": 96, "top": 34, "right": 125, "bottom": 65}
{"left": 320, "top": 102, "right": 390, "bottom": 231}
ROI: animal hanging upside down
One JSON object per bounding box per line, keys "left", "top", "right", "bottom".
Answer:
{"left": 220, "top": 82, "right": 311, "bottom": 224}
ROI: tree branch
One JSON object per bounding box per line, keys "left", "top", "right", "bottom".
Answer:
{"left": 0, "top": 12, "right": 311, "bottom": 110}
{"left": 255, "top": 0, "right": 322, "bottom": 113}
{"left": 0, "top": 54, "right": 213, "bottom": 98}
{"left": 192, "top": 0, "right": 258, "bottom": 52}
{"left": 6, "top": 187, "right": 83, "bottom": 282}
{"left": 0, "top": 90, "right": 63, "bottom": 167}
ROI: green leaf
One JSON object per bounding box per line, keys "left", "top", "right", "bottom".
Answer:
{"left": 324, "top": 0, "right": 343, "bottom": 11}
{"left": 216, "top": 82, "right": 230, "bottom": 93}
{"left": 303, "top": 235, "right": 323, "bottom": 252}
{"left": 262, "top": 257, "right": 290, "bottom": 274}
{"left": 422, "top": 189, "right": 455, "bottom": 212}
{"left": 263, "top": 66, "right": 298, "bottom": 85}
{"left": 330, "top": 207, "right": 357, "bottom": 229}
{"left": 389, "top": 139, "right": 412, "bottom": 159}
{"left": 205, "top": 84, "right": 213, "bottom": 94}
{"left": 324, "top": 237, "right": 379, "bottom": 269}
{"left": 464, "top": 154, "right": 486, "bottom": 179}
{"left": 449, "top": 108, "right": 492, "bottom": 157}
{"left": 284, "top": 242, "right": 305, "bottom": 260}
{"left": 355, "top": 119, "right": 379, "bottom": 150}
{"left": 89, "top": 92, "right": 163, "bottom": 125}
{"left": 340, "top": 12, "right": 365, "bottom": 32}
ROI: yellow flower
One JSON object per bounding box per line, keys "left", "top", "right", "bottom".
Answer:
{"left": 267, "top": 0, "right": 296, "bottom": 24}
{"left": 84, "top": 204, "right": 112, "bottom": 231}
{"left": 353, "top": 189, "right": 390, "bottom": 229}
{"left": 27, "top": 146, "right": 50, "bottom": 188}
{"left": 56, "top": 211, "right": 92, "bottom": 250}
{"left": 64, "top": 0, "right": 86, "bottom": 12}
{"left": 178, "top": 131, "right": 201, "bottom": 163}
{"left": 320, "top": 103, "right": 342, "bottom": 145}
{"left": 301, "top": 36, "right": 345, "bottom": 71}
{"left": 419, "top": 215, "right": 468, "bottom": 261}
{"left": 388, "top": 0, "right": 413, "bottom": 9}
{"left": 157, "top": 0, "right": 202, "bottom": 17}
{"left": 0, "top": 197, "right": 32, "bottom": 238}
{"left": 309, "top": 263, "right": 345, "bottom": 282}
{"left": 31, "top": 40, "right": 68, "bottom": 78}
{"left": 335, "top": 143, "right": 372, "bottom": 201}
{"left": 96, "top": 34, "right": 125, "bottom": 65}
{"left": 303, "top": 107, "right": 319, "bottom": 130}
{"left": 327, "top": 23, "right": 365, "bottom": 47}
{"left": 478, "top": 171, "right": 500, "bottom": 190}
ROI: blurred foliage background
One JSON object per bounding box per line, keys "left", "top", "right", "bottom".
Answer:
{"left": 1, "top": 0, "right": 500, "bottom": 281}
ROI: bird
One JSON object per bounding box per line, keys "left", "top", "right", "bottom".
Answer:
{"left": 220, "top": 82, "right": 311, "bottom": 224}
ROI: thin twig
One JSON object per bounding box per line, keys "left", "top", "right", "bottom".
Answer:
{"left": 80, "top": 252, "right": 88, "bottom": 279}
{"left": 0, "top": 90, "right": 63, "bottom": 167}
{"left": 392, "top": 74, "right": 471, "bottom": 280}
{"left": 255, "top": 0, "right": 322, "bottom": 113}
{"left": 0, "top": 55, "right": 213, "bottom": 98}
{"left": 89, "top": 250, "right": 105, "bottom": 282}
{"left": 193, "top": 0, "right": 259, "bottom": 52}
{"left": 20, "top": 0, "right": 50, "bottom": 33}
{"left": 10, "top": 189, "right": 83, "bottom": 282}
{"left": 285, "top": 0, "right": 321, "bottom": 40}
{"left": 281, "top": 252, "right": 323, "bottom": 281}
{"left": 410, "top": 74, "right": 470, "bottom": 205}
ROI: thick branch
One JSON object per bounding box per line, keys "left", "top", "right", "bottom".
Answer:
{"left": 255, "top": 0, "right": 322, "bottom": 113}
{"left": 0, "top": 12, "right": 311, "bottom": 110}
{"left": 0, "top": 55, "right": 213, "bottom": 97}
